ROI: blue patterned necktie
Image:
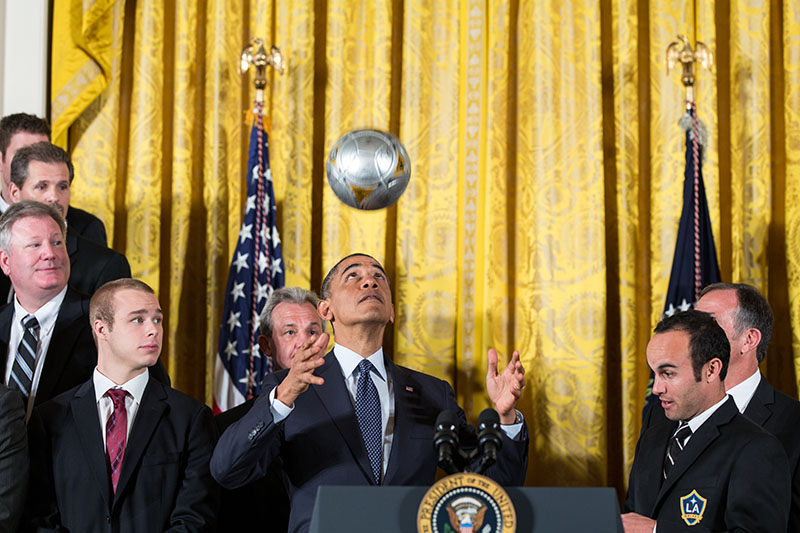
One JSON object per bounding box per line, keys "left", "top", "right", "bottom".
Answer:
{"left": 354, "top": 359, "right": 382, "bottom": 484}
{"left": 9, "top": 314, "right": 40, "bottom": 402}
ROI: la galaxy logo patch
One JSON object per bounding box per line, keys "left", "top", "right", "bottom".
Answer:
{"left": 417, "top": 473, "right": 515, "bottom": 533}
{"left": 680, "top": 489, "right": 707, "bottom": 526}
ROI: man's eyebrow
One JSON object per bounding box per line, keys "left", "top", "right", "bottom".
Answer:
{"left": 340, "top": 261, "right": 387, "bottom": 278}
{"left": 127, "top": 309, "right": 163, "bottom": 316}
{"left": 656, "top": 363, "right": 677, "bottom": 371}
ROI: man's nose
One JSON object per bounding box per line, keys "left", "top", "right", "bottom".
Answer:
{"left": 361, "top": 276, "right": 378, "bottom": 288}
{"left": 652, "top": 376, "right": 665, "bottom": 395}
{"left": 40, "top": 240, "right": 56, "bottom": 259}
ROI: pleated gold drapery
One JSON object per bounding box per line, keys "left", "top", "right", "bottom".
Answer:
{"left": 52, "top": 0, "right": 800, "bottom": 492}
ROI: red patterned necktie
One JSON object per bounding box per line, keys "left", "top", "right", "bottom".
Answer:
{"left": 105, "top": 388, "right": 128, "bottom": 493}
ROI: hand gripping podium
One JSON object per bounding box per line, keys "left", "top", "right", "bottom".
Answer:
{"left": 309, "top": 484, "right": 623, "bottom": 532}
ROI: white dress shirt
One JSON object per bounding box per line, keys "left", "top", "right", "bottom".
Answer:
{"left": 726, "top": 370, "right": 761, "bottom": 413}
{"left": 93, "top": 368, "right": 149, "bottom": 446}
{"left": 4, "top": 286, "right": 67, "bottom": 419}
{"left": 270, "top": 343, "right": 524, "bottom": 479}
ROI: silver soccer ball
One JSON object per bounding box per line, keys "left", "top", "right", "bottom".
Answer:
{"left": 326, "top": 129, "right": 412, "bottom": 210}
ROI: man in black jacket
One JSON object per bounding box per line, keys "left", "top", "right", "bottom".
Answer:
{"left": 9, "top": 142, "right": 129, "bottom": 296}
{"left": 641, "top": 283, "right": 800, "bottom": 531}
{"left": 624, "top": 310, "right": 790, "bottom": 532}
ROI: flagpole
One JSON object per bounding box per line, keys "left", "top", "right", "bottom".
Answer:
{"left": 212, "top": 40, "right": 287, "bottom": 412}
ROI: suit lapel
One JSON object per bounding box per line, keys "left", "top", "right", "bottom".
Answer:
{"left": 384, "top": 359, "right": 409, "bottom": 484}
{"left": 742, "top": 376, "right": 773, "bottom": 427}
{"left": 0, "top": 303, "right": 13, "bottom": 377}
{"left": 113, "top": 378, "right": 168, "bottom": 504}
{"left": 310, "top": 350, "right": 375, "bottom": 484}
{"left": 654, "top": 398, "right": 737, "bottom": 510}
{"left": 36, "top": 290, "right": 85, "bottom": 404}
{"left": 636, "top": 420, "right": 674, "bottom": 516}
{"left": 70, "top": 380, "right": 113, "bottom": 510}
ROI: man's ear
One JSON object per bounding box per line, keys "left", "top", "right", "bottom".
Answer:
{"left": 0, "top": 250, "right": 10, "bottom": 276}
{"left": 257, "top": 334, "right": 272, "bottom": 358}
{"left": 705, "top": 357, "right": 724, "bottom": 382}
{"left": 740, "top": 327, "right": 762, "bottom": 356}
{"left": 93, "top": 319, "right": 107, "bottom": 340}
{"left": 8, "top": 182, "right": 21, "bottom": 203}
{"left": 317, "top": 300, "right": 333, "bottom": 321}
{"left": 389, "top": 303, "right": 395, "bottom": 324}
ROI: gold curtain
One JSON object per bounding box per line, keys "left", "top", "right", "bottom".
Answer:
{"left": 53, "top": 0, "right": 800, "bottom": 492}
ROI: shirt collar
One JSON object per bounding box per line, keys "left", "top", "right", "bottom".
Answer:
{"left": 333, "top": 343, "right": 387, "bottom": 382}
{"left": 93, "top": 367, "right": 149, "bottom": 405}
{"left": 13, "top": 285, "right": 68, "bottom": 333}
{"left": 726, "top": 369, "right": 761, "bottom": 413}
{"left": 685, "top": 394, "right": 730, "bottom": 434}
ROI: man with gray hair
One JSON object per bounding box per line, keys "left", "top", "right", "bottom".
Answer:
{"left": 0, "top": 201, "right": 94, "bottom": 419}
{"left": 215, "top": 286, "right": 324, "bottom": 532}
{"left": 8, "top": 142, "right": 130, "bottom": 296}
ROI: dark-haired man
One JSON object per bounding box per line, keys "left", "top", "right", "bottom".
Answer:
{"left": 642, "top": 283, "right": 800, "bottom": 530}
{"left": 27, "top": 278, "right": 218, "bottom": 531}
{"left": 623, "top": 310, "right": 790, "bottom": 532}
{"left": 212, "top": 253, "right": 529, "bottom": 532}
{"left": 9, "top": 142, "right": 130, "bottom": 296}
{"left": 0, "top": 113, "right": 106, "bottom": 245}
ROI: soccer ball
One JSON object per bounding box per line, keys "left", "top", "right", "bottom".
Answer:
{"left": 326, "top": 129, "right": 412, "bottom": 210}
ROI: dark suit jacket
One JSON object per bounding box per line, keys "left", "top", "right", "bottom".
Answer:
{"left": 0, "top": 384, "right": 27, "bottom": 533}
{"left": 211, "top": 351, "right": 529, "bottom": 533}
{"left": 65, "top": 207, "right": 107, "bottom": 247}
{"left": 214, "top": 399, "right": 290, "bottom": 532}
{"left": 27, "top": 377, "right": 219, "bottom": 532}
{"left": 0, "top": 289, "right": 95, "bottom": 408}
{"left": 626, "top": 397, "right": 790, "bottom": 532}
{"left": 0, "top": 289, "right": 170, "bottom": 408}
{"left": 643, "top": 376, "right": 800, "bottom": 531}
{"left": 66, "top": 230, "right": 130, "bottom": 297}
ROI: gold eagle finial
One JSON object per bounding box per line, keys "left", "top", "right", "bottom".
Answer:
{"left": 666, "top": 35, "right": 712, "bottom": 103}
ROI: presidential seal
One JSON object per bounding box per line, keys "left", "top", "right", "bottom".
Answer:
{"left": 417, "top": 473, "right": 515, "bottom": 533}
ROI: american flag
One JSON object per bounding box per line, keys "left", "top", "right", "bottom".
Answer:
{"left": 643, "top": 103, "right": 721, "bottom": 416}
{"left": 213, "top": 106, "right": 284, "bottom": 414}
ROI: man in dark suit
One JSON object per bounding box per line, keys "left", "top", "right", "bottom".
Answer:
{"left": 642, "top": 283, "right": 800, "bottom": 530}
{"left": 0, "top": 202, "right": 166, "bottom": 420}
{"left": 215, "top": 286, "right": 324, "bottom": 532}
{"left": 0, "top": 201, "right": 95, "bottom": 419}
{"left": 0, "top": 384, "right": 27, "bottom": 532}
{"left": 27, "top": 278, "right": 218, "bottom": 532}
{"left": 9, "top": 142, "right": 130, "bottom": 296}
{"left": 0, "top": 113, "right": 106, "bottom": 245}
{"left": 212, "top": 253, "right": 529, "bottom": 532}
{"left": 623, "top": 310, "right": 790, "bottom": 532}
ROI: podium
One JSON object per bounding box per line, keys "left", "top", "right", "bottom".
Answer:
{"left": 309, "top": 485, "right": 623, "bottom": 532}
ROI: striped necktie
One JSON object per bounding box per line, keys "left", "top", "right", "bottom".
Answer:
{"left": 9, "top": 314, "right": 40, "bottom": 402}
{"left": 663, "top": 422, "right": 692, "bottom": 479}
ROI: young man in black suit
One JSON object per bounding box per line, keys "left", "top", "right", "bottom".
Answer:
{"left": 0, "top": 113, "right": 106, "bottom": 245}
{"left": 624, "top": 310, "right": 790, "bottom": 532}
{"left": 9, "top": 142, "right": 130, "bottom": 296}
{"left": 212, "top": 253, "right": 529, "bottom": 532}
{"left": 28, "top": 278, "right": 218, "bottom": 532}
{"left": 642, "top": 283, "right": 800, "bottom": 530}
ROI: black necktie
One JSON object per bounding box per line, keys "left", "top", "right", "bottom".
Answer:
{"left": 663, "top": 422, "right": 692, "bottom": 479}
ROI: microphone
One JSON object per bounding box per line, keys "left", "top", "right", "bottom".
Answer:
{"left": 433, "top": 410, "right": 461, "bottom": 475}
{"left": 474, "top": 408, "right": 503, "bottom": 475}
